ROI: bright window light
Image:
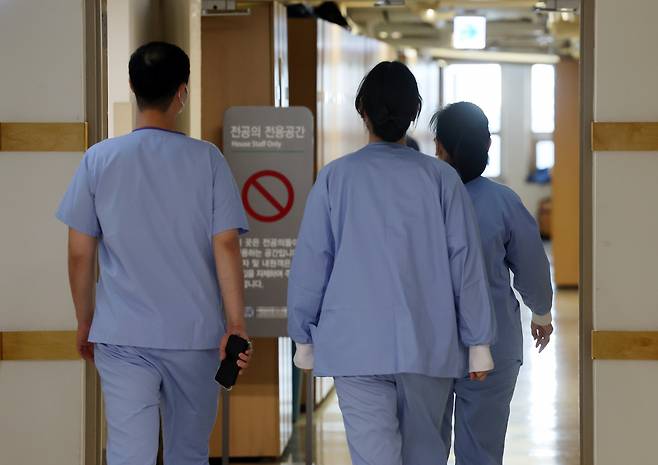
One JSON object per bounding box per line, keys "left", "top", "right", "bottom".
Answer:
{"left": 453, "top": 16, "right": 487, "bottom": 50}
{"left": 531, "top": 64, "right": 555, "bottom": 133}
{"left": 443, "top": 64, "right": 502, "bottom": 133}
{"left": 484, "top": 135, "right": 502, "bottom": 178}
{"left": 536, "top": 140, "right": 555, "bottom": 170}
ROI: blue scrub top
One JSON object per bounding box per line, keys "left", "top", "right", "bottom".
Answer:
{"left": 464, "top": 176, "right": 553, "bottom": 363}
{"left": 288, "top": 142, "right": 496, "bottom": 378}
{"left": 57, "top": 128, "right": 249, "bottom": 350}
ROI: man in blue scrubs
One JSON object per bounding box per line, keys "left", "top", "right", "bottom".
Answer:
{"left": 57, "top": 42, "right": 250, "bottom": 465}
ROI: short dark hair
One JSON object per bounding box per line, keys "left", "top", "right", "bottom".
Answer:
{"left": 129, "top": 42, "right": 190, "bottom": 112}
{"left": 355, "top": 61, "right": 422, "bottom": 143}
{"left": 431, "top": 102, "right": 491, "bottom": 183}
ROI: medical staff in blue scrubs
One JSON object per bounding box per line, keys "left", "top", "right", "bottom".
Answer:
{"left": 288, "top": 62, "right": 497, "bottom": 465}
{"left": 57, "top": 42, "right": 251, "bottom": 465}
{"left": 432, "top": 102, "right": 554, "bottom": 465}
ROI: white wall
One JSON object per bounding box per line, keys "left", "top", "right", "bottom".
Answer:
{"left": 0, "top": 1, "right": 86, "bottom": 464}
{"left": 592, "top": 0, "right": 658, "bottom": 463}
{"left": 107, "top": 0, "right": 163, "bottom": 137}
{"left": 501, "top": 64, "right": 551, "bottom": 218}
{"left": 407, "top": 55, "right": 440, "bottom": 156}
{"left": 107, "top": 0, "right": 202, "bottom": 138}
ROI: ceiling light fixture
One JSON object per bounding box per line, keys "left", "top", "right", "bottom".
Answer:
{"left": 391, "top": 31, "right": 402, "bottom": 39}
{"left": 424, "top": 9, "right": 436, "bottom": 21}
{"left": 378, "top": 31, "right": 389, "bottom": 39}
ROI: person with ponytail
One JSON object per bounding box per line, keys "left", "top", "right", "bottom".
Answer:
{"left": 287, "top": 62, "right": 496, "bottom": 465}
{"left": 432, "top": 102, "right": 553, "bottom": 465}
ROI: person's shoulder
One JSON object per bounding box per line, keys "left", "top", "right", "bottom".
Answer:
{"left": 469, "top": 177, "right": 526, "bottom": 211}
{"left": 419, "top": 153, "right": 462, "bottom": 186}
{"left": 84, "top": 133, "right": 135, "bottom": 163}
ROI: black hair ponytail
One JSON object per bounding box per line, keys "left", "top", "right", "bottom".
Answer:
{"left": 355, "top": 61, "right": 422, "bottom": 143}
{"left": 430, "top": 102, "right": 491, "bottom": 183}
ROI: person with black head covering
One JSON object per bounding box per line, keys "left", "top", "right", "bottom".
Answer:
{"left": 433, "top": 102, "right": 553, "bottom": 465}
{"left": 287, "top": 64, "right": 496, "bottom": 465}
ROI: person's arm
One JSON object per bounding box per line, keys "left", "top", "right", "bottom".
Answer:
{"left": 56, "top": 151, "right": 101, "bottom": 362}
{"left": 213, "top": 230, "right": 250, "bottom": 367}
{"left": 67, "top": 228, "right": 98, "bottom": 362}
{"left": 287, "top": 169, "right": 335, "bottom": 370}
{"left": 209, "top": 148, "right": 251, "bottom": 367}
{"left": 442, "top": 174, "right": 496, "bottom": 380}
{"left": 505, "top": 195, "right": 554, "bottom": 352}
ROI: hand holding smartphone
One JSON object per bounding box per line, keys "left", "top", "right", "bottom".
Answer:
{"left": 215, "top": 334, "right": 251, "bottom": 390}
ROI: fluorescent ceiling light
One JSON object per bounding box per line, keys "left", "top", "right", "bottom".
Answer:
{"left": 453, "top": 16, "right": 487, "bottom": 50}
{"left": 428, "top": 47, "right": 560, "bottom": 65}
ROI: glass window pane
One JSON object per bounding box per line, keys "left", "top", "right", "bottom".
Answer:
{"left": 483, "top": 134, "right": 502, "bottom": 178}
{"left": 443, "top": 64, "right": 502, "bottom": 133}
{"left": 536, "top": 140, "right": 555, "bottom": 170}
{"left": 531, "top": 64, "right": 555, "bottom": 133}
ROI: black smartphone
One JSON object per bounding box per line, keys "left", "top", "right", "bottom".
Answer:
{"left": 215, "top": 335, "right": 250, "bottom": 390}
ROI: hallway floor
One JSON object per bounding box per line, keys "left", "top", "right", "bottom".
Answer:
{"left": 280, "top": 288, "right": 580, "bottom": 465}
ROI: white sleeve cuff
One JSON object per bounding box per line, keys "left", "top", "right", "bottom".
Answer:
{"left": 532, "top": 311, "right": 553, "bottom": 326}
{"left": 469, "top": 345, "right": 494, "bottom": 373}
{"left": 293, "top": 343, "right": 314, "bottom": 370}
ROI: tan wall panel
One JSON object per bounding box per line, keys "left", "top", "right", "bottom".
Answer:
{"left": 0, "top": 122, "right": 87, "bottom": 152}
{"left": 552, "top": 59, "right": 580, "bottom": 287}
{"left": 592, "top": 331, "right": 658, "bottom": 360}
{"left": 592, "top": 122, "right": 658, "bottom": 151}
{"left": 0, "top": 331, "right": 78, "bottom": 361}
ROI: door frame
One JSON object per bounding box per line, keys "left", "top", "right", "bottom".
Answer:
{"left": 579, "top": 1, "right": 595, "bottom": 464}
{"left": 81, "top": 1, "right": 597, "bottom": 464}
{"left": 84, "top": 1, "right": 107, "bottom": 465}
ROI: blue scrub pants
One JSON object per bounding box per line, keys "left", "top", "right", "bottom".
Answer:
{"left": 95, "top": 344, "right": 220, "bottom": 465}
{"left": 334, "top": 374, "right": 453, "bottom": 465}
{"left": 441, "top": 360, "right": 521, "bottom": 465}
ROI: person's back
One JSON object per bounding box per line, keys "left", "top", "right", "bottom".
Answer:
{"left": 56, "top": 42, "right": 250, "bottom": 465}
{"left": 304, "top": 142, "right": 481, "bottom": 377}
{"left": 64, "top": 129, "right": 243, "bottom": 348}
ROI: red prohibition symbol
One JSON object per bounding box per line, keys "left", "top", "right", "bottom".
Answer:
{"left": 242, "top": 170, "right": 295, "bottom": 223}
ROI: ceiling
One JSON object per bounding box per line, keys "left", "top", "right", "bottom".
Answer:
{"left": 303, "top": 0, "right": 580, "bottom": 61}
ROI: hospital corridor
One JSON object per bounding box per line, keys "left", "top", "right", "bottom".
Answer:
{"left": 2, "top": 1, "right": 658, "bottom": 465}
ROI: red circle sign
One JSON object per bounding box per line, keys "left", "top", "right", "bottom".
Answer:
{"left": 242, "top": 170, "right": 295, "bottom": 223}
